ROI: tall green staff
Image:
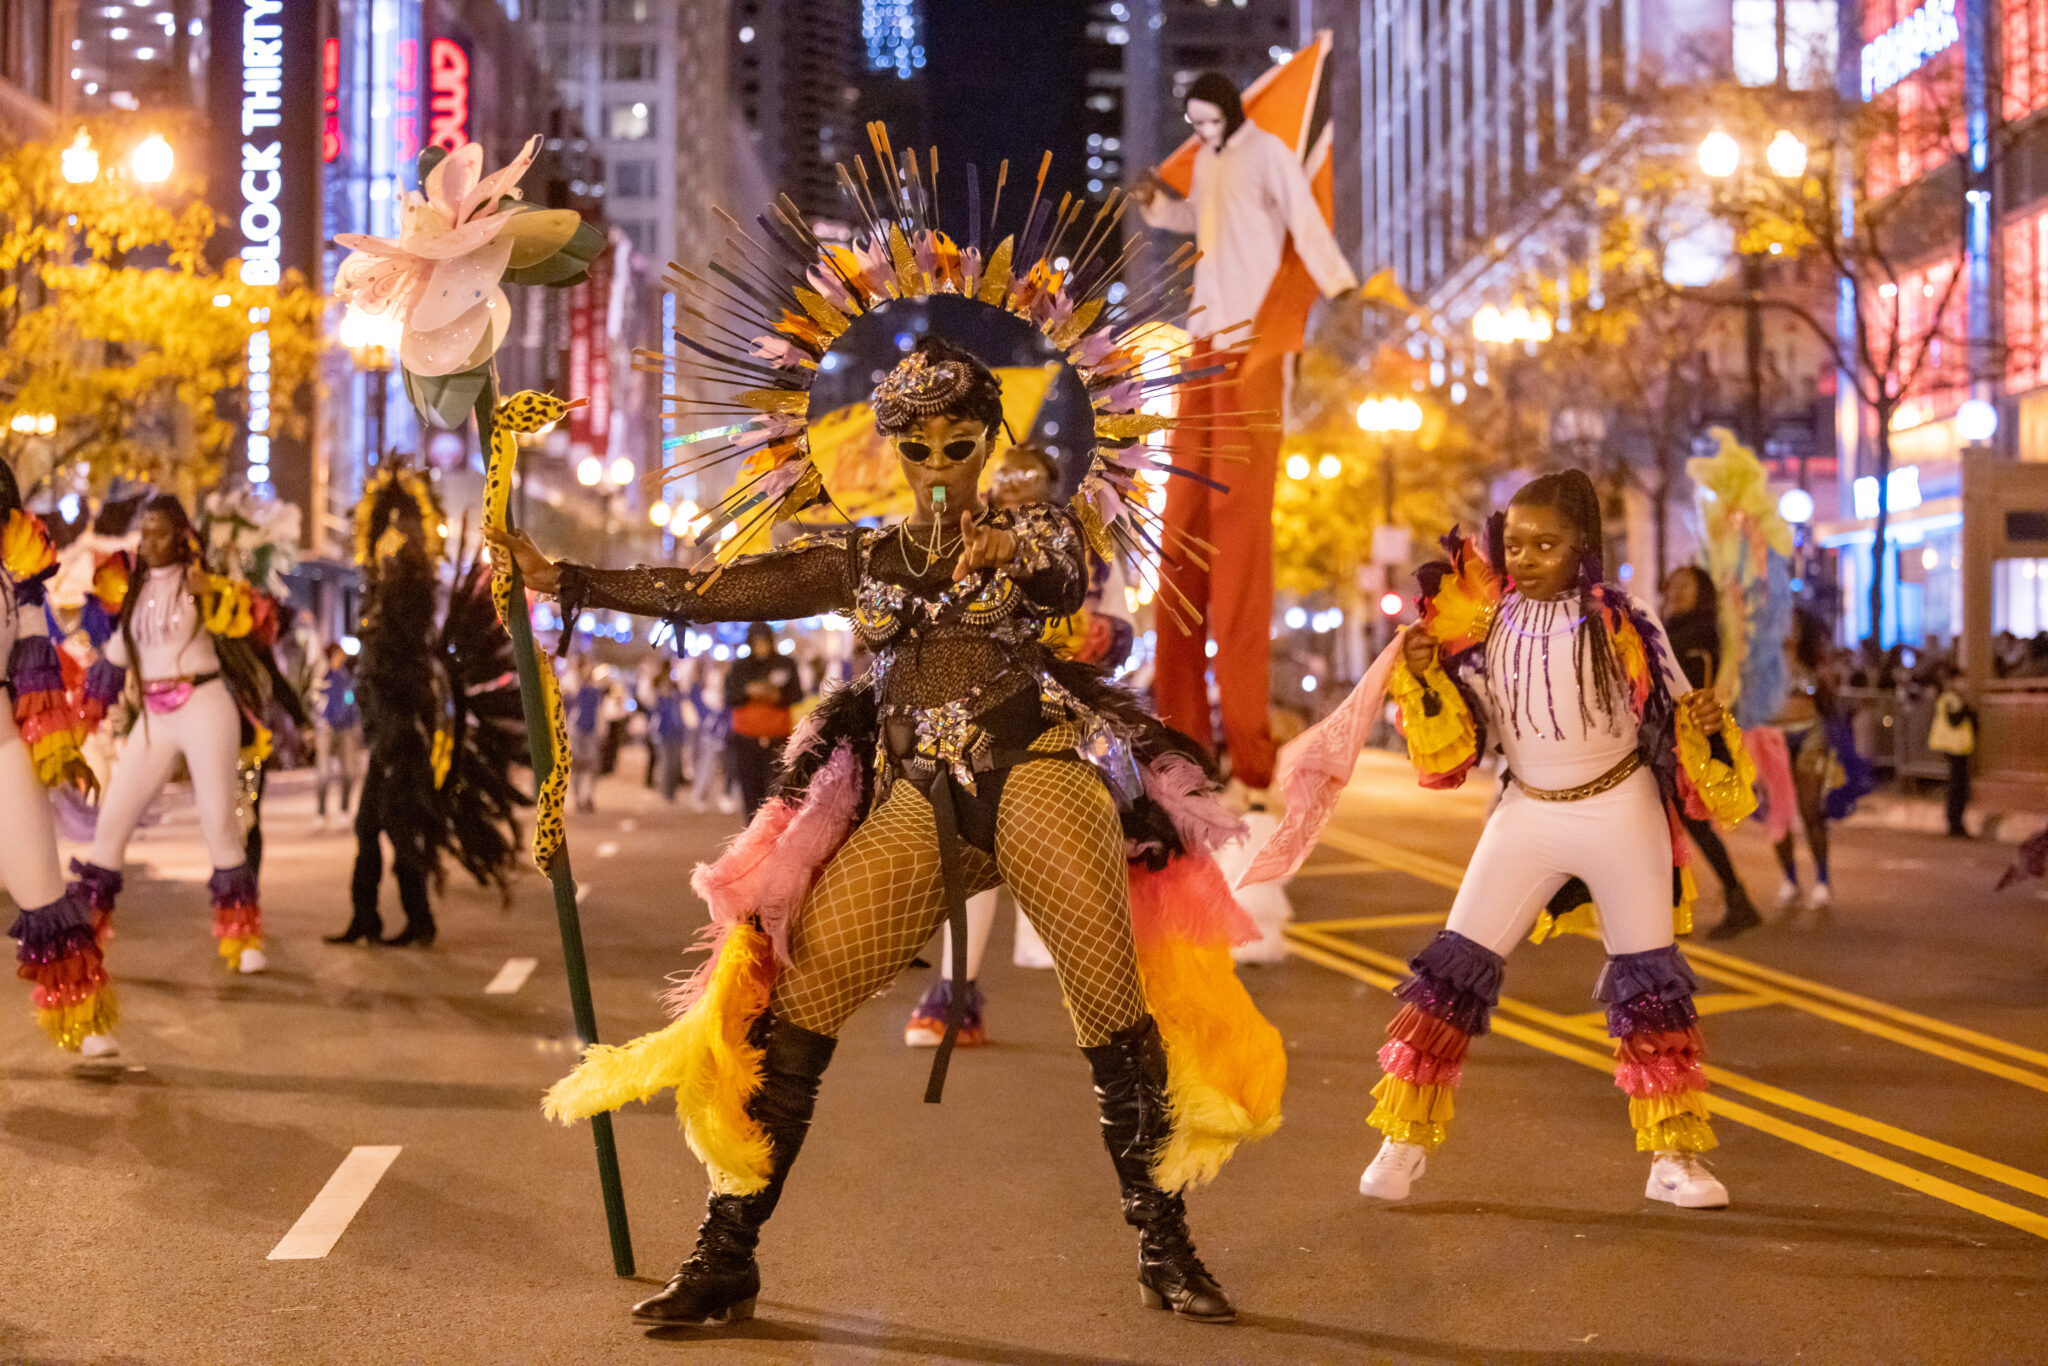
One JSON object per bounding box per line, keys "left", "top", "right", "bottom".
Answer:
{"left": 335, "top": 139, "right": 630, "bottom": 1275}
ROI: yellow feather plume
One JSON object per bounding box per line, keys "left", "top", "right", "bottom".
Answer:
{"left": 1136, "top": 935, "right": 1286, "bottom": 1193}
{"left": 542, "top": 924, "right": 776, "bottom": 1196}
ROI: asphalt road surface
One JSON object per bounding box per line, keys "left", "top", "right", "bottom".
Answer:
{"left": 6, "top": 751, "right": 2047, "bottom": 1364}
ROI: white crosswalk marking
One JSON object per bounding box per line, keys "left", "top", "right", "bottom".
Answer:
{"left": 267, "top": 1146, "right": 402, "bottom": 1260}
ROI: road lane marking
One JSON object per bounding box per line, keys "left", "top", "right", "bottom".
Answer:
{"left": 596, "top": 841, "right": 620, "bottom": 858}
{"left": 485, "top": 958, "right": 539, "bottom": 995}
{"left": 267, "top": 1146, "right": 402, "bottom": 1260}
{"left": 1291, "top": 861, "right": 1398, "bottom": 880}
{"left": 1296, "top": 912, "right": 1448, "bottom": 931}
{"left": 1684, "top": 943, "right": 2048, "bottom": 1072}
{"left": 1284, "top": 932, "right": 2048, "bottom": 1242}
{"left": 1318, "top": 825, "right": 2048, "bottom": 1081}
{"left": 1292, "top": 926, "right": 2048, "bottom": 1213}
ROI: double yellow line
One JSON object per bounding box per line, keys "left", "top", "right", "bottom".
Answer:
{"left": 1292, "top": 827, "right": 2048, "bottom": 1240}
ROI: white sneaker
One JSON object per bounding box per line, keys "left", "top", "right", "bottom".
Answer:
{"left": 1774, "top": 878, "right": 1803, "bottom": 912}
{"left": 1358, "top": 1138, "right": 1428, "bottom": 1200}
{"left": 1646, "top": 1152, "right": 1728, "bottom": 1209}
{"left": 1808, "top": 881, "right": 1833, "bottom": 911}
{"left": 79, "top": 1033, "right": 120, "bottom": 1059}
{"left": 237, "top": 948, "right": 269, "bottom": 974}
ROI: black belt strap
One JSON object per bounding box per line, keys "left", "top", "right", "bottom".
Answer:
{"left": 915, "top": 746, "right": 1089, "bottom": 1105}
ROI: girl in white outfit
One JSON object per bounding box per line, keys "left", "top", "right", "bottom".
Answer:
{"left": 72, "top": 495, "right": 270, "bottom": 975}
{"left": 1, "top": 467, "right": 116, "bottom": 1054}
{"left": 1329, "top": 472, "right": 1748, "bottom": 1211}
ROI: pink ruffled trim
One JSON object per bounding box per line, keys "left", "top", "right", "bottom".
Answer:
{"left": 1378, "top": 1038, "right": 1464, "bottom": 1088}
{"left": 1129, "top": 853, "right": 1260, "bottom": 951}
{"left": 1614, "top": 1053, "right": 1709, "bottom": 1099}
{"left": 1140, "top": 753, "right": 1246, "bottom": 856}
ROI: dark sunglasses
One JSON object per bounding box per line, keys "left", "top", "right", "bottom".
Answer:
{"left": 896, "top": 438, "right": 980, "bottom": 464}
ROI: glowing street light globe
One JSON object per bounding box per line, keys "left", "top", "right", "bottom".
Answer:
{"left": 1957, "top": 397, "right": 1999, "bottom": 443}
{"left": 1765, "top": 129, "right": 1807, "bottom": 179}
{"left": 576, "top": 455, "right": 604, "bottom": 486}
{"left": 649, "top": 500, "right": 672, "bottom": 527}
{"left": 131, "top": 132, "right": 174, "bottom": 184}
{"left": 608, "top": 456, "right": 634, "bottom": 487}
{"left": 1284, "top": 454, "right": 1311, "bottom": 480}
{"left": 1777, "top": 488, "right": 1816, "bottom": 524}
{"left": 1698, "top": 128, "right": 1740, "bottom": 178}
{"left": 61, "top": 130, "right": 99, "bottom": 184}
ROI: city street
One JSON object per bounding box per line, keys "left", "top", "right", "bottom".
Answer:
{"left": 6, "top": 755, "right": 2047, "bottom": 1364}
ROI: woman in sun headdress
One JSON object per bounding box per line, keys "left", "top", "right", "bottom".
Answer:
{"left": 486, "top": 123, "right": 1290, "bottom": 1328}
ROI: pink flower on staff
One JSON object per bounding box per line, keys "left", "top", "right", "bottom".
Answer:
{"left": 334, "top": 135, "right": 542, "bottom": 377}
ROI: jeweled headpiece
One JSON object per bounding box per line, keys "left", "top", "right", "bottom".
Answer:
{"left": 871, "top": 351, "right": 982, "bottom": 433}
{"left": 637, "top": 122, "right": 1248, "bottom": 625}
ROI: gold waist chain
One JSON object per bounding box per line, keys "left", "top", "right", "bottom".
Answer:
{"left": 1509, "top": 750, "right": 1641, "bottom": 802}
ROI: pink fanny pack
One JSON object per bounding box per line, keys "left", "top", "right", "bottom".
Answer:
{"left": 142, "top": 671, "right": 219, "bottom": 714}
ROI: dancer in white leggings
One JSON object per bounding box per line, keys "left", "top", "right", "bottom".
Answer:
{"left": 2, "top": 469, "right": 117, "bottom": 1054}
{"left": 72, "top": 495, "right": 269, "bottom": 975}
{"left": 1273, "top": 471, "right": 1749, "bottom": 1212}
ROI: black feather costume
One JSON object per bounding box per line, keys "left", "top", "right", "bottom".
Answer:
{"left": 332, "top": 468, "right": 528, "bottom": 946}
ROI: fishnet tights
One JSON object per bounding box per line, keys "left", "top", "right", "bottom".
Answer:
{"left": 771, "top": 758, "right": 1146, "bottom": 1046}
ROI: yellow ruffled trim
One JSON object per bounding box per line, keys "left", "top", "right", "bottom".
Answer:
{"left": 1136, "top": 934, "right": 1287, "bottom": 1193}
{"left": 1370, "top": 1073, "right": 1457, "bottom": 1124}
{"left": 37, "top": 988, "right": 118, "bottom": 1051}
{"left": 1527, "top": 869, "right": 1697, "bottom": 945}
{"left": 1678, "top": 702, "right": 1760, "bottom": 828}
{"left": 543, "top": 923, "right": 777, "bottom": 1196}
{"left": 1369, "top": 1112, "right": 1450, "bottom": 1151}
{"left": 1636, "top": 1112, "right": 1718, "bottom": 1153}
{"left": 1389, "top": 657, "right": 1478, "bottom": 780}
{"left": 1628, "top": 1090, "right": 1711, "bottom": 1133}
{"left": 217, "top": 934, "right": 262, "bottom": 968}
{"left": 26, "top": 728, "right": 83, "bottom": 788}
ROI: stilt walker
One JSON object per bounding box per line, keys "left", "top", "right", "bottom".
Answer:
{"left": 70, "top": 493, "right": 301, "bottom": 976}
{"left": 487, "top": 125, "right": 1288, "bottom": 1328}
{"left": 2, "top": 464, "right": 115, "bottom": 1054}
{"left": 1136, "top": 41, "right": 1358, "bottom": 793}
{"left": 1244, "top": 471, "right": 1759, "bottom": 1209}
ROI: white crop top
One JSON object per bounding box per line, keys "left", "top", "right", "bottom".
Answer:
{"left": 1469, "top": 591, "right": 1689, "bottom": 790}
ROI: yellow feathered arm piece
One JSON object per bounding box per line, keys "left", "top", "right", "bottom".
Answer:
{"left": 197, "top": 573, "right": 256, "bottom": 639}
{"left": 1387, "top": 656, "right": 1479, "bottom": 788}
{"left": 1677, "top": 702, "right": 1760, "bottom": 829}
{"left": 486, "top": 390, "right": 579, "bottom": 868}
{"left": 543, "top": 924, "right": 778, "bottom": 1195}
{"left": 2, "top": 508, "right": 56, "bottom": 580}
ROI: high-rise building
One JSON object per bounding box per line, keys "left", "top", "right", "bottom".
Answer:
{"left": 733, "top": 0, "right": 860, "bottom": 223}
{"left": 0, "top": 3, "right": 64, "bottom": 150}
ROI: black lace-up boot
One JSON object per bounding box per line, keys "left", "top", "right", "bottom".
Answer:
{"left": 1082, "top": 1015, "right": 1236, "bottom": 1324}
{"left": 630, "top": 1012, "right": 836, "bottom": 1327}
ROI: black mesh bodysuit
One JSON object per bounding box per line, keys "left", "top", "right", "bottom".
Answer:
{"left": 554, "top": 505, "right": 1148, "bottom": 1046}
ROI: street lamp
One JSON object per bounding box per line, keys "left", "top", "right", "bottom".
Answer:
{"left": 60, "top": 130, "right": 98, "bottom": 184}
{"left": 339, "top": 304, "right": 402, "bottom": 467}
{"left": 1765, "top": 129, "right": 1808, "bottom": 179}
{"left": 608, "top": 456, "right": 634, "bottom": 488}
{"left": 576, "top": 455, "right": 604, "bottom": 486}
{"left": 1698, "top": 128, "right": 1741, "bottom": 178}
{"left": 131, "top": 133, "right": 174, "bottom": 184}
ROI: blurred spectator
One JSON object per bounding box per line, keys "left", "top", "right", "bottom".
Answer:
{"left": 652, "top": 666, "right": 689, "bottom": 803}
{"left": 687, "top": 656, "right": 735, "bottom": 813}
{"left": 566, "top": 656, "right": 603, "bottom": 814}
{"left": 1928, "top": 663, "right": 1978, "bottom": 838}
{"left": 312, "top": 641, "right": 361, "bottom": 829}
{"left": 725, "top": 624, "right": 803, "bottom": 819}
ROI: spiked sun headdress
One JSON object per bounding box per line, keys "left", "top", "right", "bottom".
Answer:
{"left": 637, "top": 124, "right": 1252, "bottom": 627}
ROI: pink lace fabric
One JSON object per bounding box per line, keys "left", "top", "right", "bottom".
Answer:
{"left": 1236, "top": 639, "right": 1402, "bottom": 888}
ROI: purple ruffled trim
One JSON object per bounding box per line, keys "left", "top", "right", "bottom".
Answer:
{"left": 208, "top": 862, "right": 258, "bottom": 907}
{"left": 10, "top": 892, "right": 94, "bottom": 965}
{"left": 1394, "top": 930, "right": 1504, "bottom": 1037}
{"left": 1606, "top": 992, "right": 1701, "bottom": 1039}
{"left": 68, "top": 858, "right": 123, "bottom": 911}
{"left": 1593, "top": 944, "right": 1698, "bottom": 1005}
{"left": 8, "top": 633, "right": 64, "bottom": 695}
{"left": 85, "top": 657, "right": 126, "bottom": 707}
